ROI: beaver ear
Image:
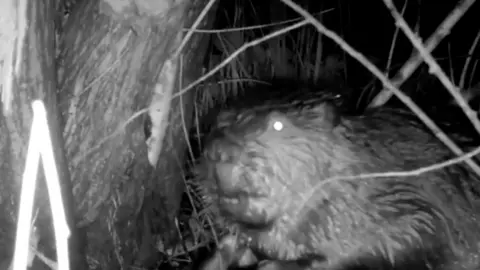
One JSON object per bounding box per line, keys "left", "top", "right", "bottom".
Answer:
{"left": 310, "top": 102, "right": 341, "bottom": 129}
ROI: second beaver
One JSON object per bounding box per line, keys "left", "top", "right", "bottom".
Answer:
{"left": 194, "top": 84, "right": 480, "bottom": 270}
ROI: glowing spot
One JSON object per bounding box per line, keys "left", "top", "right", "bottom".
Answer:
{"left": 273, "top": 121, "right": 283, "bottom": 131}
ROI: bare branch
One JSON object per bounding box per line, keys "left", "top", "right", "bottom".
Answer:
{"left": 369, "top": 0, "right": 476, "bottom": 108}
{"left": 382, "top": 0, "right": 480, "bottom": 137}
{"left": 278, "top": 0, "right": 480, "bottom": 176}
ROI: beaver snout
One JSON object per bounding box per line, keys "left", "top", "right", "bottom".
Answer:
{"left": 213, "top": 163, "right": 241, "bottom": 195}
{"left": 204, "top": 131, "right": 254, "bottom": 194}
{"left": 212, "top": 162, "right": 266, "bottom": 199}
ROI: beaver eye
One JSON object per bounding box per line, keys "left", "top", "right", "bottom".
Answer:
{"left": 266, "top": 111, "right": 288, "bottom": 132}
{"left": 272, "top": 120, "right": 284, "bottom": 131}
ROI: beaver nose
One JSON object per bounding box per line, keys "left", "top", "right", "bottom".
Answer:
{"left": 215, "top": 163, "right": 239, "bottom": 194}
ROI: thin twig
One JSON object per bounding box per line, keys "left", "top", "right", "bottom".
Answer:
{"left": 78, "top": 108, "right": 147, "bottom": 161}
{"left": 174, "top": 0, "right": 218, "bottom": 58}
{"left": 385, "top": 0, "right": 408, "bottom": 76}
{"left": 383, "top": 0, "right": 480, "bottom": 137}
{"left": 459, "top": 28, "right": 480, "bottom": 89}
{"left": 181, "top": 9, "right": 334, "bottom": 33}
{"left": 447, "top": 43, "right": 455, "bottom": 83}
{"left": 305, "top": 145, "right": 480, "bottom": 211}
{"left": 279, "top": 0, "right": 480, "bottom": 176}
{"left": 368, "top": 0, "right": 477, "bottom": 108}
{"left": 171, "top": 19, "right": 310, "bottom": 99}
{"left": 469, "top": 60, "right": 479, "bottom": 87}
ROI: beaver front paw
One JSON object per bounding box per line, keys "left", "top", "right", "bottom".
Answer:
{"left": 198, "top": 235, "right": 259, "bottom": 270}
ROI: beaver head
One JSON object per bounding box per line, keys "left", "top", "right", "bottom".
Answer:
{"left": 196, "top": 90, "right": 343, "bottom": 229}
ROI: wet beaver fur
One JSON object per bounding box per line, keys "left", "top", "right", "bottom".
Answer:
{"left": 194, "top": 83, "right": 480, "bottom": 270}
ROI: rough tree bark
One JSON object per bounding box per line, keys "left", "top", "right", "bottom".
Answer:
{"left": 57, "top": 0, "right": 217, "bottom": 268}
{"left": 0, "top": 0, "right": 86, "bottom": 270}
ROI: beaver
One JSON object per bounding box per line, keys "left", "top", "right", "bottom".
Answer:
{"left": 194, "top": 84, "right": 480, "bottom": 270}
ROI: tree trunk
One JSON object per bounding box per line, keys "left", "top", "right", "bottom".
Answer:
{"left": 0, "top": 0, "right": 86, "bottom": 269}
{"left": 57, "top": 0, "right": 218, "bottom": 268}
